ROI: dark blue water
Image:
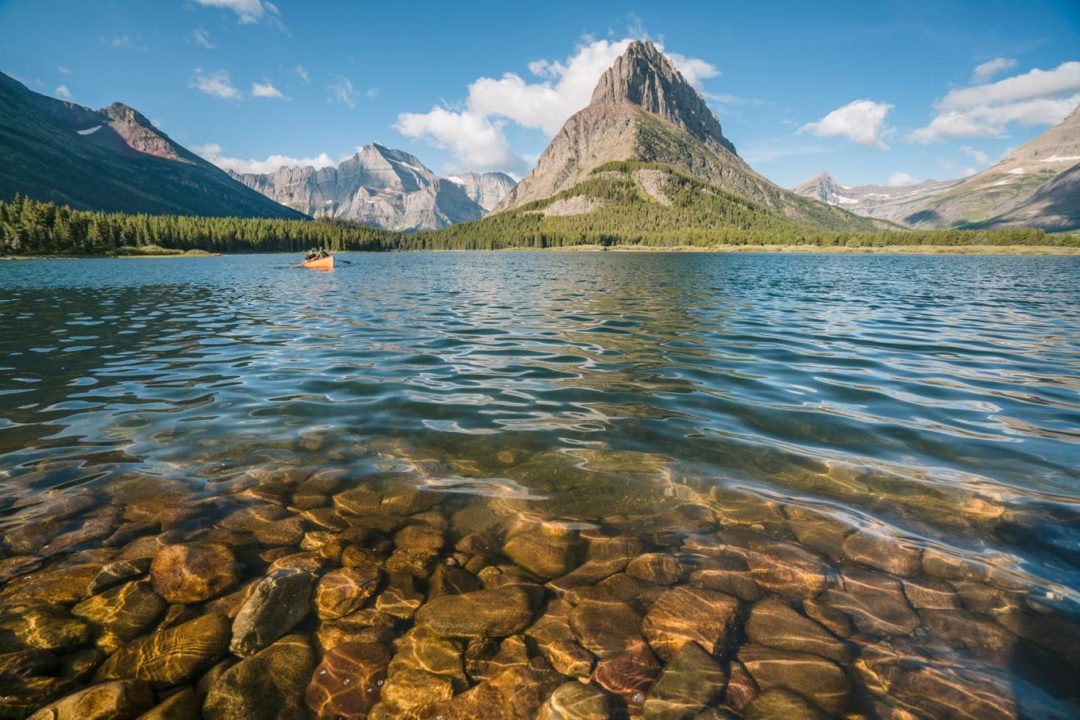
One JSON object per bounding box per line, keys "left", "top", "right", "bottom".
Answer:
{"left": 1, "top": 252, "right": 1078, "bottom": 717}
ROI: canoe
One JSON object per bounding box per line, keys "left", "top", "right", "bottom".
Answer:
{"left": 302, "top": 255, "right": 334, "bottom": 270}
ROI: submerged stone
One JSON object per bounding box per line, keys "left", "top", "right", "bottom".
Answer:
{"left": 150, "top": 544, "right": 239, "bottom": 604}
{"left": 593, "top": 637, "right": 661, "bottom": 713}
{"left": 538, "top": 682, "right": 611, "bottom": 720}
{"left": 26, "top": 679, "right": 153, "bottom": 720}
{"left": 643, "top": 641, "right": 727, "bottom": 720}
{"left": 72, "top": 580, "right": 167, "bottom": 652}
{"left": 504, "top": 526, "right": 582, "bottom": 579}
{"left": 0, "top": 604, "right": 90, "bottom": 652}
{"left": 305, "top": 641, "right": 391, "bottom": 719}
{"left": 626, "top": 553, "right": 683, "bottom": 586}
{"left": 739, "top": 645, "right": 850, "bottom": 716}
{"left": 744, "top": 599, "right": 849, "bottom": 663}
{"left": 203, "top": 634, "right": 315, "bottom": 720}
{"left": 136, "top": 686, "right": 200, "bottom": 719}
{"left": 97, "top": 612, "right": 231, "bottom": 687}
{"left": 415, "top": 586, "right": 535, "bottom": 637}
{"left": 230, "top": 568, "right": 313, "bottom": 657}
{"left": 315, "top": 566, "right": 382, "bottom": 620}
{"left": 569, "top": 596, "right": 642, "bottom": 658}
{"left": 88, "top": 558, "right": 151, "bottom": 594}
{"left": 743, "top": 688, "right": 827, "bottom": 720}
{"left": 373, "top": 574, "right": 424, "bottom": 620}
{"left": 821, "top": 570, "right": 919, "bottom": 637}
{"left": 641, "top": 586, "right": 739, "bottom": 660}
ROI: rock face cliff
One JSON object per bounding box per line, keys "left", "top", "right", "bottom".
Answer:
{"left": 494, "top": 41, "right": 879, "bottom": 231}
{"left": 234, "top": 146, "right": 513, "bottom": 231}
{"left": 0, "top": 72, "right": 303, "bottom": 218}
{"left": 446, "top": 172, "right": 516, "bottom": 212}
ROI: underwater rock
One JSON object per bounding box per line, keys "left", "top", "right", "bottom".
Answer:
{"left": 135, "top": 686, "right": 200, "bottom": 719}
{"left": 745, "top": 543, "right": 833, "bottom": 600}
{"left": 230, "top": 568, "right": 313, "bottom": 657}
{"left": 525, "top": 600, "right": 595, "bottom": 679}
{"left": 0, "top": 604, "right": 90, "bottom": 652}
{"left": 315, "top": 566, "right": 382, "bottom": 621}
{"left": 150, "top": 544, "right": 239, "bottom": 604}
{"left": 97, "top": 612, "right": 230, "bottom": 687}
{"left": 415, "top": 586, "right": 535, "bottom": 638}
{"left": 739, "top": 645, "right": 850, "bottom": 716}
{"left": 642, "top": 586, "right": 739, "bottom": 660}
{"left": 744, "top": 599, "right": 849, "bottom": 663}
{"left": 592, "top": 637, "right": 660, "bottom": 714}
{"left": 374, "top": 574, "right": 424, "bottom": 620}
{"left": 504, "top": 526, "right": 582, "bottom": 579}
{"left": 537, "top": 682, "right": 611, "bottom": 720}
{"left": 742, "top": 688, "right": 827, "bottom": 720}
{"left": 316, "top": 608, "right": 397, "bottom": 653}
{"left": 626, "top": 553, "right": 683, "bottom": 586}
{"left": 305, "top": 641, "right": 391, "bottom": 719}
{"left": 569, "top": 596, "right": 643, "bottom": 658}
{"left": 89, "top": 559, "right": 151, "bottom": 594}
{"left": 26, "top": 679, "right": 153, "bottom": 720}
{"left": 687, "top": 555, "right": 761, "bottom": 602}
{"left": 643, "top": 641, "right": 727, "bottom": 720}
{"left": 821, "top": 570, "right": 919, "bottom": 637}
{"left": 202, "top": 634, "right": 315, "bottom": 720}
{"left": 72, "top": 580, "right": 167, "bottom": 652}
{"left": 841, "top": 530, "right": 922, "bottom": 577}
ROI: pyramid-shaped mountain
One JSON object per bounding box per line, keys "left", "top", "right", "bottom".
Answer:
{"left": 0, "top": 72, "right": 303, "bottom": 219}
{"left": 492, "top": 40, "right": 879, "bottom": 233}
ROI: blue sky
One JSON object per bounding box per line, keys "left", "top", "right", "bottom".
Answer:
{"left": 1, "top": 0, "right": 1078, "bottom": 188}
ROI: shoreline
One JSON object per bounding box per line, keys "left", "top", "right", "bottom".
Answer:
{"left": 3, "top": 244, "right": 1078, "bottom": 259}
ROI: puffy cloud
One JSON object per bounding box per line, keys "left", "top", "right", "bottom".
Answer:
{"left": 886, "top": 172, "right": 918, "bottom": 186}
{"left": 395, "top": 36, "right": 719, "bottom": 173}
{"left": 910, "top": 61, "right": 1080, "bottom": 142}
{"left": 959, "top": 145, "right": 990, "bottom": 166}
{"left": 251, "top": 81, "right": 287, "bottom": 99}
{"left": 193, "top": 143, "right": 336, "bottom": 174}
{"left": 328, "top": 77, "right": 358, "bottom": 108}
{"left": 191, "top": 69, "right": 241, "bottom": 100}
{"left": 193, "top": 0, "right": 280, "bottom": 25}
{"left": 192, "top": 28, "right": 215, "bottom": 49}
{"left": 54, "top": 84, "right": 72, "bottom": 100}
{"left": 799, "top": 99, "right": 895, "bottom": 149}
{"left": 972, "top": 57, "right": 1017, "bottom": 84}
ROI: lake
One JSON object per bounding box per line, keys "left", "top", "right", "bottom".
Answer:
{"left": 1, "top": 252, "right": 1078, "bottom": 718}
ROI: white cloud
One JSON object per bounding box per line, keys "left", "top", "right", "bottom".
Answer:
{"left": 251, "top": 81, "right": 287, "bottom": 99}
{"left": 972, "top": 57, "right": 1017, "bottom": 84}
{"left": 886, "top": 172, "right": 918, "bottom": 186}
{"left": 54, "top": 84, "right": 72, "bottom": 100}
{"left": 193, "top": 143, "right": 336, "bottom": 174}
{"left": 57, "top": 65, "right": 70, "bottom": 75}
{"left": 959, "top": 145, "right": 990, "bottom": 166}
{"left": 328, "top": 77, "right": 358, "bottom": 108}
{"left": 294, "top": 65, "right": 309, "bottom": 84}
{"left": 192, "top": 28, "right": 215, "bottom": 49}
{"left": 191, "top": 69, "right": 241, "bottom": 100}
{"left": 395, "top": 36, "right": 718, "bottom": 173}
{"left": 193, "top": 0, "right": 281, "bottom": 25}
{"left": 103, "top": 35, "right": 147, "bottom": 51}
{"left": 799, "top": 99, "right": 895, "bottom": 149}
{"left": 910, "top": 61, "right": 1080, "bottom": 143}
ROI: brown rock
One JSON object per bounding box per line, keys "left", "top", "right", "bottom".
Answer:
{"left": 315, "top": 566, "right": 382, "bottom": 620}
{"left": 202, "top": 634, "right": 315, "bottom": 720}
{"left": 97, "top": 613, "right": 230, "bottom": 687}
{"left": 744, "top": 599, "right": 849, "bottom": 663}
{"left": 593, "top": 637, "right": 660, "bottom": 713}
{"left": 504, "top": 526, "right": 582, "bottom": 579}
{"left": 743, "top": 689, "right": 827, "bottom": 720}
{"left": 316, "top": 608, "right": 397, "bottom": 653}
{"left": 230, "top": 568, "right": 313, "bottom": 657}
{"left": 0, "top": 605, "right": 90, "bottom": 652}
{"left": 724, "top": 660, "right": 758, "bottom": 710}
{"left": 643, "top": 641, "right": 727, "bottom": 720}
{"left": 89, "top": 559, "right": 151, "bottom": 594}
{"left": 538, "top": 682, "right": 611, "bottom": 720}
{"left": 626, "top": 554, "right": 683, "bottom": 585}
{"left": 374, "top": 574, "right": 424, "bottom": 620}
{"left": 525, "top": 601, "right": 595, "bottom": 678}
{"left": 305, "top": 641, "right": 391, "bottom": 719}
{"left": 841, "top": 530, "right": 921, "bottom": 576}
{"left": 745, "top": 543, "right": 832, "bottom": 600}
{"left": 642, "top": 586, "right": 739, "bottom": 660}
{"left": 150, "top": 544, "right": 238, "bottom": 604}
{"left": 569, "top": 597, "right": 642, "bottom": 658}
{"left": 27, "top": 680, "right": 153, "bottom": 720}
{"left": 739, "top": 645, "right": 850, "bottom": 716}
{"left": 415, "top": 586, "right": 535, "bottom": 637}
{"left": 72, "top": 580, "right": 167, "bottom": 652}
{"left": 135, "top": 687, "right": 200, "bottom": 719}
{"left": 821, "top": 570, "right": 919, "bottom": 636}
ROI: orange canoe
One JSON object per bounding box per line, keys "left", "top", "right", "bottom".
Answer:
{"left": 302, "top": 255, "right": 334, "bottom": 269}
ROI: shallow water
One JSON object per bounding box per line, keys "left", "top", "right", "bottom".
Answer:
{"left": 0, "top": 252, "right": 1078, "bottom": 718}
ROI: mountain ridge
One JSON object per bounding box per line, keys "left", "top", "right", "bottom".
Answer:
{"left": 0, "top": 72, "right": 304, "bottom": 219}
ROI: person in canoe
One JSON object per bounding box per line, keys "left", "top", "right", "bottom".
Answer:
{"left": 305, "top": 247, "right": 329, "bottom": 261}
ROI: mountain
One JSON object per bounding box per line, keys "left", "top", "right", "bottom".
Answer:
{"left": 792, "top": 173, "right": 961, "bottom": 224}
{"left": 0, "top": 72, "right": 303, "bottom": 219}
{"left": 906, "top": 103, "right": 1080, "bottom": 229}
{"left": 493, "top": 40, "right": 883, "bottom": 233}
{"left": 446, "top": 171, "right": 516, "bottom": 212}
{"left": 233, "top": 147, "right": 513, "bottom": 231}
{"left": 795, "top": 103, "right": 1080, "bottom": 231}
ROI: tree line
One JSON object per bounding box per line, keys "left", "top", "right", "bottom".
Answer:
{"left": 1, "top": 194, "right": 1071, "bottom": 256}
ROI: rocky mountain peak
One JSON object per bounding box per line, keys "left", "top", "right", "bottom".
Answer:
{"left": 100, "top": 102, "right": 152, "bottom": 127}
{"left": 590, "top": 39, "right": 735, "bottom": 154}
